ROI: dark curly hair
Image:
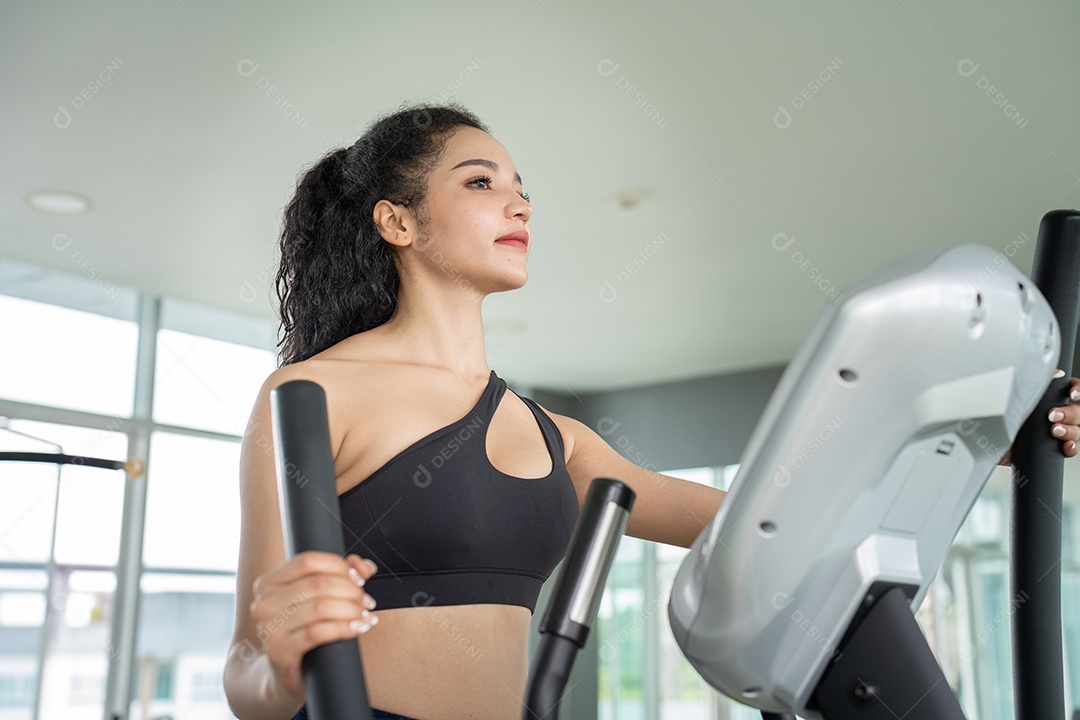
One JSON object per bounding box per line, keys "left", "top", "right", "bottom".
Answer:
{"left": 275, "top": 102, "right": 489, "bottom": 366}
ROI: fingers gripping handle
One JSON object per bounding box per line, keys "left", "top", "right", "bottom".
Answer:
{"left": 271, "top": 380, "right": 372, "bottom": 720}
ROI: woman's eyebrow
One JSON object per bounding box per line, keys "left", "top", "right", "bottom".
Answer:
{"left": 450, "top": 158, "right": 522, "bottom": 186}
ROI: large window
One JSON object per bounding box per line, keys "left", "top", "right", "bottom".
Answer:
{"left": 0, "top": 257, "right": 277, "bottom": 720}
{"left": 599, "top": 465, "right": 758, "bottom": 720}
{"left": 0, "top": 257, "right": 139, "bottom": 418}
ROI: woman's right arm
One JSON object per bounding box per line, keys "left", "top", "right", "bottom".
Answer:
{"left": 223, "top": 369, "right": 379, "bottom": 720}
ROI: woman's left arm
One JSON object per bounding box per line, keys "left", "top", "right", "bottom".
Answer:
{"left": 548, "top": 413, "right": 725, "bottom": 550}
{"left": 544, "top": 375, "right": 1080, "bottom": 550}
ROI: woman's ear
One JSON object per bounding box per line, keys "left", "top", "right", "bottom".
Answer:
{"left": 372, "top": 199, "right": 415, "bottom": 248}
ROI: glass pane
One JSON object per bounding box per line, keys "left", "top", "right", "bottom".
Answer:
{"left": 721, "top": 464, "right": 740, "bottom": 491}
{"left": 37, "top": 570, "right": 118, "bottom": 720}
{"left": 968, "top": 559, "right": 1012, "bottom": 720}
{"left": 662, "top": 466, "right": 716, "bottom": 487}
{"left": 6, "top": 420, "right": 128, "bottom": 566}
{"left": 1065, "top": 573, "right": 1080, "bottom": 714}
{"left": 153, "top": 329, "right": 275, "bottom": 435}
{"left": 0, "top": 459, "right": 58, "bottom": 564}
{"left": 657, "top": 542, "right": 716, "bottom": 720}
{"left": 598, "top": 536, "right": 645, "bottom": 720}
{"left": 0, "top": 295, "right": 137, "bottom": 416}
{"left": 0, "top": 570, "right": 48, "bottom": 720}
{"left": 143, "top": 433, "right": 241, "bottom": 572}
{"left": 132, "top": 573, "right": 236, "bottom": 720}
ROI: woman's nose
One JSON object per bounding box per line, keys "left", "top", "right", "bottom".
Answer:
{"left": 510, "top": 194, "right": 532, "bottom": 221}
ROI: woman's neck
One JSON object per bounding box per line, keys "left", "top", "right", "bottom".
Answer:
{"left": 378, "top": 282, "right": 491, "bottom": 381}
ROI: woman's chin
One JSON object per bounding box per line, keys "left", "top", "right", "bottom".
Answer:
{"left": 490, "top": 268, "right": 528, "bottom": 292}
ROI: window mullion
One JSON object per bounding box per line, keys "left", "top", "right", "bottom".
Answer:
{"left": 644, "top": 540, "right": 658, "bottom": 720}
{"left": 103, "top": 292, "right": 159, "bottom": 720}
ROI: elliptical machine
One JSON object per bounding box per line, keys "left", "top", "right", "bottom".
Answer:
{"left": 272, "top": 210, "right": 1080, "bottom": 720}
{"left": 666, "top": 211, "right": 1080, "bottom": 720}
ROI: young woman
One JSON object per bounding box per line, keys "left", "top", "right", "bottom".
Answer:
{"left": 223, "top": 102, "right": 1080, "bottom": 720}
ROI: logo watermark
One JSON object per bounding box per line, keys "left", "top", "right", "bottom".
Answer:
{"left": 437, "top": 58, "right": 484, "bottom": 101}
{"left": 599, "top": 232, "right": 669, "bottom": 303}
{"left": 596, "top": 417, "right": 667, "bottom": 486}
{"left": 771, "top": 592, "right": 842, "bottom": 656}
{"left": 597, "top": 59, "right": 668, "bottom": 129}
{"left": 239, "top": 253, "right": 278, "bottom": 305}
{"left": 54, "top": 58, "right": 124, "bottom": 129}
{"left": 957, "top": 59, "right": 1028, "bottom": 130}
{"left": 599, "top": 589, "right": 668, "bottom": 661}
{"left": 771, "top": 233, "right": 842, "bottom": 302}
{"left": 960, "top": 589, "right": 1028, "bottom": 661}
{"left": 773, "top": 58, "right": 844, "bottom": 130}
{"left": 411, "top": 592, "right": 483, "bottom": 661}
{"left": 50, "top": 234, "right": 123, "bottom": 302}
{"left": 237, "top": 590, "right": 311, "bottom": 662}
{"left": 773, "top": 416, "right": 844, "bottom": 487}
{"left": 414, "top": 414, "right": 484, "bottom": 487}
{"left": 237, "top": 59, "right": 309, "bottom": 129}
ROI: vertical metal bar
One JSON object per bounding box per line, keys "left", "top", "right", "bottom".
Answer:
{"left": 609, "top": 595, "right": 620, "bottom": 719}
{"left": 643, "top": 542, "right": 658, "bottom": 720}
{"left": 31, "top": 461, "right": 61, "bottom": 720}
{"left": 103, "top": 294, "right": 158, "bottom": 720}
{"left": 1010, "top": 209, "right": 1080, "bottom": 720}
{"left": 951, "top": 552, "right": 980, "bottom": 718}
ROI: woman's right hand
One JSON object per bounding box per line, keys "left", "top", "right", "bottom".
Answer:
{"left": 248, "top": 550, "right": 380, "bottom": 703}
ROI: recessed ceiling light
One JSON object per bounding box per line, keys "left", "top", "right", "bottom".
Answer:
{"left": 25, "top": 190, "right": 91, "bottom": 215}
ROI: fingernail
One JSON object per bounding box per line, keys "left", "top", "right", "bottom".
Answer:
{"left": 348, "top": 567, "right": 364, "bottom": 586}
{"left": 349, "top": 613, "right": 378, "bottom": 634}
{"left": 366, "top": 595, "right": 377, "bottom": 610}
{"left": 1054, "top": 368, "right": 1067, "bottom": 379}
{"left": 1050, "top": 410, "right": 1065, "bottom": 422}
{"left": 1072, "top": 389, "right": 1080, "bottom": 401}
{"left": 1054, "top": 425, "right": 1066, "bottom": 437}
{"left": 364, "top": 559, "right": 378, "bottom": 574}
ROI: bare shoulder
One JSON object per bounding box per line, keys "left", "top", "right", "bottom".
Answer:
{"left": 274, "top": 333, "right": 478, "bottom": 493}
{"left": 525, "top": 401, "right": 580, "bottom": 465}
{"left": 247, "top": 332, "right": 399, "bottom": 466}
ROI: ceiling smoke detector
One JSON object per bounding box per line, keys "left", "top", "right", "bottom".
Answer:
{"left": 615, "top": 188, "right": 645, "bottom": 209}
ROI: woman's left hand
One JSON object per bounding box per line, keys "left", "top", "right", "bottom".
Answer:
{"left": 1000, "top": 375, "right": 1080, "bottom": 465}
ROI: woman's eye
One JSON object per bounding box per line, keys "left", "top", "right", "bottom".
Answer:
{"left": 467, "top": 175, "right": 530, "bottom": 203}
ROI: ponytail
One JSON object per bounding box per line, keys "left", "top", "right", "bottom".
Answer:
{"left": 275, "top": 102, "right": 488, "bottom": 366}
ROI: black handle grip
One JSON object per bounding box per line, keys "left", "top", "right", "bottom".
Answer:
{"left": 523, "top": 477, "right": 635, "bottom": 720}
{"left": 271, "top": 380, "right": 372, "bottom": 720}
{"left": 1010, "top": 209, "right": 1080, "bottom": 720}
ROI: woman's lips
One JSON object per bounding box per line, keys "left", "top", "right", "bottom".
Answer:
{"left": 495, "top": 230, "right": 529, "bottom": 251}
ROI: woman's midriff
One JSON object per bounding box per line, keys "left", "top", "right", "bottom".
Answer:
{"left": 356, "top": 602, "right": 533, "bottom": 720}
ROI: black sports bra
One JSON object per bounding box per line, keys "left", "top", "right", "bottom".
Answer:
{"left": 338, "top": 370, "right": 580, "bottom": 614}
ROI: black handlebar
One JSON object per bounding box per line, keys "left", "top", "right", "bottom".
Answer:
{"left": 1010, "top": 209, "right": 1080, "bottom": 720}
{"left": 523, "top": 477, "right": 635, "bottom": 720}
{"left": 271, "top": 380, "right": 373, "bottom": 720}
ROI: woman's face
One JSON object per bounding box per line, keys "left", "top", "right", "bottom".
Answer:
{"left": 404, "top": 125, "right": 533, "bottom": 296}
